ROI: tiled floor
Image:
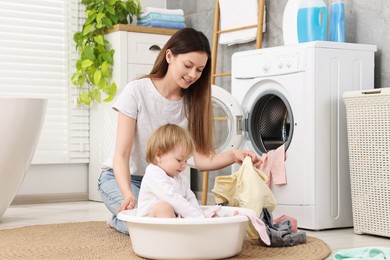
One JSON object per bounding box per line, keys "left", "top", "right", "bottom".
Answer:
{"left": 1, "top": 201, "right": 389, "bottom": 259}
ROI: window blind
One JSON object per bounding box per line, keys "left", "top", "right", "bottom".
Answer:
{"left": 0, "top": 0, "right": 89, "bottom": 164}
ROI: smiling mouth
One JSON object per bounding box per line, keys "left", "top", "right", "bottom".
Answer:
{"left": 183, "top": 77, "right": 193, "bottom": 84}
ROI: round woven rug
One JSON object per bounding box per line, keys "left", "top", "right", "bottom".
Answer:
{"left": 0, "top": 221, "right": 331, "bottom": 259}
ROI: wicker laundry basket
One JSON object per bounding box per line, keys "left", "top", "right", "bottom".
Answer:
{"left": 343, "top": 88, "right": 390, "bottom": 237}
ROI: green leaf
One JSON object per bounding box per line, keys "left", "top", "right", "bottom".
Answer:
{"left": 106, "top": 5, "right": 115, "bottom": 15}
{"left": 119, "top": 2, "right": 127, "bottom": 10}
{"left": 93, "top": 35, "right": 105, "bottom": 46}
{"left": 84, "top": 45, "right": 96, "bottom": 60}
{"left": 76, "top": 59, "right": 83, "bottom": 70}
{"left": 108, "top": 0, "right": 117, "bottom": 5}
{"left": 81, "top": 59, "right": 94, "bottom": 69}
{"left": 94, "top": 70, "right": 102, "bottom": 85}
{"left": 101, "top": 61, "right": 109, "bottom": 77}
{"left": 102, "top": 18, "right": 113, "bottom": 28}
{"left": 101, "top": 52, "right": 113, "bottom": 65}
{"left": 91, "top": 89, "right": 102, "bottom": 103}
{"left": 85, "top": 13, "right": 97, "bottom": 25}
{"left": 98, "top": 78, "right": 107, "bottom": 89}
{"left": 73, "top": 32, "right": 83, "bottom": 43}
{"left": 96, "top": 12, "right": 105, "bottom": 23}
{"left": 103, "top": 82, "right": 117, "bottom": 102}
{"left": 109, "top": 14, "right": 119, "bottom": 24}
{"left": 80, "top": 92, "right": 91, "bottom": 106}
{"left": 82, "top": 24, "right": 94, "bottom": 36}
{"left": 78, "top": 76, "right": 85, "bottom": 87}
{"left": 71, "top": 72, "right": 79, "bottom": 85}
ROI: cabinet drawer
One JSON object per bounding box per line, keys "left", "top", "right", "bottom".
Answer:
{"left": 127, "top": 32, "right": 171, "bottom": 64}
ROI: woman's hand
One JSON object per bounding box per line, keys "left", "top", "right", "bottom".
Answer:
{"left": 233, "top": 150, "right": 263, "bottom": 168}
{"left": 119, "top": 193, "right": 136, "bottom": 212}
{"left": 193, "top": 149, "right": 263, "bottom": 171}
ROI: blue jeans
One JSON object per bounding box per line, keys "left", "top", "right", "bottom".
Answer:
{"left": 97, "top": 169, "right": 142, "bottom": 234}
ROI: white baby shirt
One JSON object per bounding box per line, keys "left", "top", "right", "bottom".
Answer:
{"left": 136, "top": 164, "right": 204, "bottom": 218}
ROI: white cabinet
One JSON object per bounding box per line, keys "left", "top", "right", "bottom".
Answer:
{"left": 88, "top": 25, "right": 177, "bottom": 201}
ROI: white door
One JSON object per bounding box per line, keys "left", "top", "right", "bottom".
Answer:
{"left": 211, "top": 85, "right": 244, "bottom": 153}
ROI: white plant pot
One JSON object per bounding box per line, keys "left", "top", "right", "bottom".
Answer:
{"left": 0, "top": 98, "right": 47, "bottom": 217}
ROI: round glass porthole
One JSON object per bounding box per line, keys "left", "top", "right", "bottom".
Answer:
{"left": 212, "top": 97, "right": 233, "bottom": 153}
{"left": 247, "top": 91, "right": 294, "bottom": 155}
{"left": 210, "top": 85, "right": 244, "bottom": 153}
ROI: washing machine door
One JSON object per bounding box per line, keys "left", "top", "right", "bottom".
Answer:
{"left": 212, "top": 85, "right": 244, "bottom": 152}
{"left": 246, "top": 87, "right": 294, "bottom": 156}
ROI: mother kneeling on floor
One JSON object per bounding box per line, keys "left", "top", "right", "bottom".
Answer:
{"left": 97, "top": 28, "right": 261, "bottom": 234}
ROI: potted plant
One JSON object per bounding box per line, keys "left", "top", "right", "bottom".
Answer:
{"left": 71, "top": 0, "right": 141, "bottom": 106}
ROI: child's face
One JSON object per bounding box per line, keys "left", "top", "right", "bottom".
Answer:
{"left": 157, "top": 145, "right": 190, "bottom": 177}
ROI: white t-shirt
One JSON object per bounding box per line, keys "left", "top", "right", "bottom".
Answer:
{"left": 101, "top": 78, "right": 188, "bottom": 176}
{"left": 136, "top": 163, "right": 204, "bottom": 218}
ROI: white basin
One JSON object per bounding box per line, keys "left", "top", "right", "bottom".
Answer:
{"left": 0, "top": 98, "right": 47, "bottom": 217}
{"left": 118, "top": 205, "right": 250, "bottom": 260}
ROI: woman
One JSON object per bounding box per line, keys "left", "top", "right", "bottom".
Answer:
{"left": 98, "top": 28, "right": 261, "bottom": 234}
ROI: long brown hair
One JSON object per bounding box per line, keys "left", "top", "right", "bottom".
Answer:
{"left": 146, "top": 28, "right": 214, "bottom": 156}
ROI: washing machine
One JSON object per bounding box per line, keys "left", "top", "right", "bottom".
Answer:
{"left": 212, "top": 41, "right": 376, "bottom": 230}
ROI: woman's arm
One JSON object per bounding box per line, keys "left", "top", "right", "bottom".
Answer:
{"left": 193, "top": 149, "right": 262, "bottom": 171}
{"left": 113, "top": 112, "right": 137, "bottom": 211}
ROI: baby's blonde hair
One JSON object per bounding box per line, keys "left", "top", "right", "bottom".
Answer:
{"left": 146, "top": 124, "right": 195, "bottom": 164}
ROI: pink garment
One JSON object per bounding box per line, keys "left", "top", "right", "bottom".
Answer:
{"left": 273, "top": 214, "right": 298, "bottom": 233}
{"left": 260, "top": 144, "right": 287, "bottom": 187}
{"left": 203, "top": 205, "right": 222, "bottom": 218}
{"left": 204, "top": 206, "right": 271, "bottom": 246}
{"left": 234, "top": 208, "right": 271, "bottom": 246}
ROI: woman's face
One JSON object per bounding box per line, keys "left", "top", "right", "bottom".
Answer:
{"left": 166, "top": 50, "right": 208, "bottom": 89}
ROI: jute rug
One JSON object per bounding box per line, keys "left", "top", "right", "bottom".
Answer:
{"left": 0, "top": 221, "right": 331, "bottom": 260}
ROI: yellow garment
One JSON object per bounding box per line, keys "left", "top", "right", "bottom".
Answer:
{"left": 212, "top": 156, "right": 277, "bottom": 239}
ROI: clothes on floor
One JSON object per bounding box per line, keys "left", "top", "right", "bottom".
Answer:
{"left": 334, "top": 247, "right": 390, "bottom": 260}
{"left": 260, "top": 208, "right": 306, "bottom": 247}
{"left": 273, "top": 214, "right": 298, "bottom": 233}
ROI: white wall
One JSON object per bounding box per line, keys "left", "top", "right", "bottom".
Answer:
{"left": 17, "top": 164, "right": 88, "bottom": 195}
{"left": 141, "top": 0, "right": 166, "bottom": 8}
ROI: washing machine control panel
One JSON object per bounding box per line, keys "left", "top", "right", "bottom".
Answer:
{"left": 232, "top": 47, "right": 306, "bottom": 79}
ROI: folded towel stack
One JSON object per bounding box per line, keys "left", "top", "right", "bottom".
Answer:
{"left": 137, "top": 7, "right": 186, "bottom": 29}
{"left": 218, "top": 0, "right": 266, "bottom": 46}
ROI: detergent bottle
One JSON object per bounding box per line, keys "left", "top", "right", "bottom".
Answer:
{"left": 283, "top": 0, "right": 328, "bottom": 45}
{"left": 297, "top": 0, "right": 328, "bottom": 42}
{"left": 329, "top": 0, "right": 345, "bottom": 42}
{"left": 283, "top": 0, "right": 301, "bottom": 45}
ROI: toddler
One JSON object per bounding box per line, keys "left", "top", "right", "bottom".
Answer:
{"left": 136, "top": 123, "right": 204, "bottom": 218}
